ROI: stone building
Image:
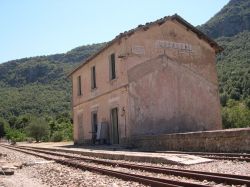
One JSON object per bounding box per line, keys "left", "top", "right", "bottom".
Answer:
{"left": 68, "top": 14, "right": 223, "bottom": 145}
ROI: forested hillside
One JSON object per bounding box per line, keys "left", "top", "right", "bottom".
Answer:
{"left": 199, "top": 0, "right": 250, "bottom": 128}
{"left": 0, "top": 43, "right": 105, "bottom": 120}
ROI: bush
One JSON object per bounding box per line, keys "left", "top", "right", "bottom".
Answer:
{"left": 7, "top": 129, "right": 26, "bottom": 142}
{"left": 0, "top": 117, "right": 8, "bottom": 138}
{"left": 222, "top": 99, "right": 250, "bottom": 128}
{"left": 48, "top": 116, "right": 73, "bottom": 142}
{"left": 63, "top": 124, "right": 73, "bottom": 141}
{"left": 51, "top": 131, "right": 63, "bottom": 142}
{"left": 26, "top": 137, "right": 35, "bottom": 143}
{"left": 25, "top": 118, "right": 49, "bottom": 142}
{"left": 245, "top": 97, "right": 250, "bottom": 109}
{"left": 230, "top": 89, "right": 241, "bottom": 100}
{"left": 220, "top": 93, "right": 228, "bottom": 107}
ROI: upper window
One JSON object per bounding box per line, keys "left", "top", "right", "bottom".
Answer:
{"left": 109, "top": 53, "right": 116, "bottom": 80}
{"left": 91, "top": 66, "right": 97, "bottom": 89}
{"left": 77, "top": 75, "right": 82, "bottom": 96}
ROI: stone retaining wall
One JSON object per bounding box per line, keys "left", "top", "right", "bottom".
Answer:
{"left": 129, "top": 128, "right": 250, "bottom": 153}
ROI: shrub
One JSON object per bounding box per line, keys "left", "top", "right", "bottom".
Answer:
{"left": 7, "top": 129, "right": 26, "bottom": 142}
{"left": 0, "top": 117, "right": 8, "bottom": 138}
{"left": 222, "top": 99, "right": 250, "bottom": 128}
{"left": 26, "top": 137, "right": 35, "bottom": 143}
{"left": 25, "top": 118, "right": 49, "bottom": 142}
{"left": 220, "top": 93, "right": 228, "bottom": 107}
{"left": 63, "top": 124, "right": 73, "bottom": 141}
{"left": 51, "top": 131, "right": 63, "bottom": 142}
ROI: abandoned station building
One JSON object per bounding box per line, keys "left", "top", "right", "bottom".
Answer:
{"left": 69, "top": 14, "right": 223, "bottom": 145}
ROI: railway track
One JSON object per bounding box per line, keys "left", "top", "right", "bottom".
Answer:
{"left": 154, "top": 151, "right": 250, "bottom": 162}
{"left": 10, "top": 144, "right": 250, "bottom": 162}
{"left": 1, "top": 144, "right": 250, "bottom": 187}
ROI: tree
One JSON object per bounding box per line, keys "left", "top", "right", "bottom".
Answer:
{"left": 25, "top": 118, "right": 49, "bottom": 142}
{"left": 0, "top": 117, "right": 8, "bottom": 138}
{"left": 15, "top": 115, "right": 31, "bottom": 129}
{"left": 222, "top": 99, "right": 250, "bottom": 129}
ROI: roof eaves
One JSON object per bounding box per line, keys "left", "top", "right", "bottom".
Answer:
{"left": 171, "top": 14, "right": 223, "bottom": 53}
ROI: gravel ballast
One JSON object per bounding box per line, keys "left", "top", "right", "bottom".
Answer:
{"left": 1, "top": 145, "right": 249, "bottom": 187}
{"left": 0, "top": 146, "right": 146, "bottom": 187}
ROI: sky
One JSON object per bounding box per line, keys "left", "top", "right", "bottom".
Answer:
{"left": 0, "top": 0, "right": 229, "bottom": 63}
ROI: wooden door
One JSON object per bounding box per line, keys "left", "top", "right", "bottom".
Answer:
{"left": 77, "top": 113, "right": 84, "bottom": 144}
{"left": 111, "top": 108, "right": 119, "bottom": 144}
{"left": 91, "top": 112, "right": 98, "bottom": 144}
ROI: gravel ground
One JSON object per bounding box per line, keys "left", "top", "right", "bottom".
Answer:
{"left": 0, "top": 146, "right": 146, "bottom": 187}
{"left": 17, "top": 142, "right": 250, "bottom": 177}
{"left": 1, "top": 145, "right": 250, "bottom": 187}
{"left": 33, "top": 148, "right": 250, "bottom": 177}
{"left": 2, "top": 146, "right": 249, "bottom": 187}
{"left": 32, "top": 150, "right": 250, "bottom": 187}
{"left": 109, "top": 157, "right": 250, "bottom": 176}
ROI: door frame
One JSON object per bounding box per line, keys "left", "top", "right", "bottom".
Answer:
{"left": 110, "top": 107, "right": 119, "bottom": 144}
{"left": 77, "top": 112, "right": 84, "bottom": 144}
{"left": 91, "top": 111, "right": 98, "bottom": 144}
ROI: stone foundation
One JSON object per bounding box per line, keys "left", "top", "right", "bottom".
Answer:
{"left": 129, "top": 128, "right": 250, "bottom": 153}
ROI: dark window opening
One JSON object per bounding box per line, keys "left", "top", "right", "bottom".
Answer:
{"left": 110, "top": 53, "right": 116, "bottom": 80}
{"left": 77, "top": 76, "right": 82, "bottom": 96}
{"left": 91, "top": 66, "right": 96, "bottom": 89}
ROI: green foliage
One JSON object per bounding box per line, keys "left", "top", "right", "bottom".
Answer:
{"left": 216, "top": 31, "right": 250, "bottom": 100}
{"left": 26, "top": 118, "right": 49, "bottom": 142}
{"left": 0, "top": 37, "right": 91, "bottom": 142}
{"left": 0, "top": 84, "right": 71, "bottom": 120}
{"left": 199, "top": 0, "right": 250, "bottom": 129}
{"left": 222, "top": 99, "right": 250, "bottom": 128}
{"left": 215, "top": 27, "right": 250, "bottom": 130}
{"left": 1, "top": 113, "right": 73, "bottom": 142}
{"left": 0, "top": 43, "right": 105, "bottom": 120}
{"left": 48, "top": 113, "right": 73, "bottom": 142}
{"left": 6, "top": 129, "right": 27, "bottom": 142}
{"left": 0, "top": 117, "right": 27, "bottom": 141}
{"left": 0, "top": 117, "right": 8, "bottom": 137}
{"left": 51, "top": 131, "right": 64, "bottom": 142}
{"left": 245, "top": 97, "right": 250, "bottom": 109}
{"left": 220, "top": 93, "right": 228, "bottom": 107}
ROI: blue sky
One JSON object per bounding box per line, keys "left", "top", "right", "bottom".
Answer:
{"left": 0, "top": 0, "right": 229, "bottom": 63}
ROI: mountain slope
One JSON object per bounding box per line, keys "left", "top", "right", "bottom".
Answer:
{"left": 199, "top": 0, "right": 250, "bottom": 128}
{"left": 199, "top": 0, "right": 250, "bottom": 101}
{"left": 0, "top": 43, "right": 105, "bottom": 120}
{"left": 0, "top": 43, "right": 104, "bottom": 87}
{"left": 199, "top": 0, "right": 250, "bottom": 38}
{"left": 217, "top": 31, "right": 250, "bottom": 100}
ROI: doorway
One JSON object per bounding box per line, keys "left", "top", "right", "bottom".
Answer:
{"left": 110, "top": 108, "right": 119, "bottom": 144}
{"left": 91, "top": 112, "right": 98, "bottom": 144}
{"left": 77, "top": 113, "right": 84, "bottom": 144}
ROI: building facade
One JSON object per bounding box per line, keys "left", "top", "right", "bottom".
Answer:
{"left": 69, "top": 15, "right": 223, "bottom": 145}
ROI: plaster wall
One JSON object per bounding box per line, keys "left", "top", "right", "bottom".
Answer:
{"left": 71, "top": 19, "right": 222, "bottom": 143}
{"left": 72, "top": 37, "right": 130, "bottom": 144}
{"left": 123, "top": 20, "right": 222, "bottom": 136}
